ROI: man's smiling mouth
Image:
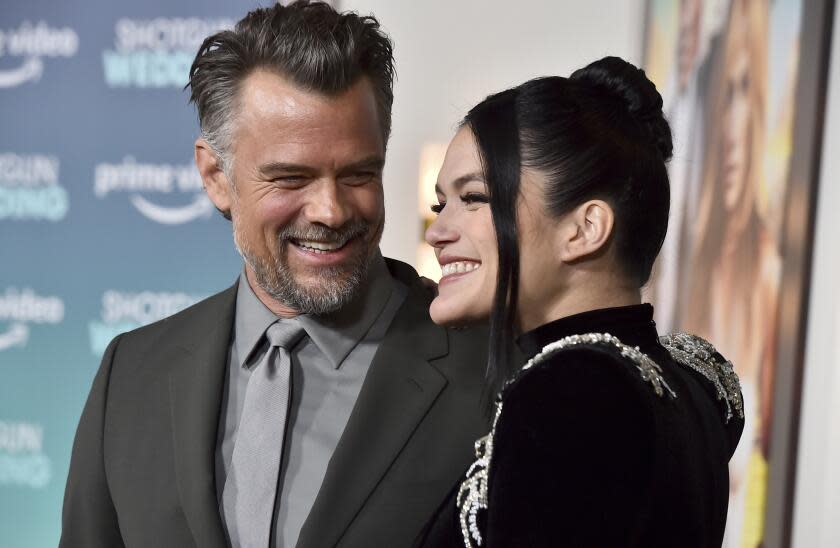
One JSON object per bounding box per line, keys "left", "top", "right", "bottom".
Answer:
{"left": 291, "top": 238, "right": 351, "bottom": 254}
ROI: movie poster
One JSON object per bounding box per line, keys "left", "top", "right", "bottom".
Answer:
{"left": 644, "top": 0, "right": 809, "bottom": 545}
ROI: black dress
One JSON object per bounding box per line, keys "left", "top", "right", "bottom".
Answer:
{"left": 417, "top": 304, "right": 744, "bottom": 548}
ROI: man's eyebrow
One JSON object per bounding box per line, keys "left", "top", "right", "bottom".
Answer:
{"left": 257, "top": 162, "right": 317, "bottom": 177}
{"left": 337, "top": 156, "right": 386, "bottom": 173}
{"left": 257, "top": 156, "right": 386, "bottom": 177}
{"left": 434, "top": 172, "right": 485, "bottom": 194}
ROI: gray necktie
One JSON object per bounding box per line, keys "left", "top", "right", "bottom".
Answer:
{"left": 222, "top": 319, "right": 306, "bottom": 548}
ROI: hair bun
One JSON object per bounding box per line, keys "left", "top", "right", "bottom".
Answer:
{"left": 570, "top": 56, "right": 672, "bottom": 160}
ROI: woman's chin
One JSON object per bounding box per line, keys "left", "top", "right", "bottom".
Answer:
{"left": 429, "top": 297, "right": 488, "bottom": 327}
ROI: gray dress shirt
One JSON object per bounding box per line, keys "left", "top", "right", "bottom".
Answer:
{"left": 215, "top": 253, "right": 407, "bottom": 547}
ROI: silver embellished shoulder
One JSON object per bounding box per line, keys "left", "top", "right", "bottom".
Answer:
{"left": 659, "top": 332, "right": 744, "bottom": 423}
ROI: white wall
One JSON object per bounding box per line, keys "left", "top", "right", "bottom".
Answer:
{"left": 791, "top": 4, "right": 840, "bottom": 547}
{"left": 344, "top": 0, "right": 646, "bottom": 267}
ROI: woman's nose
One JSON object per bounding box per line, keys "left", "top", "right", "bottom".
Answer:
{"left": 425, "top": 208, "right": 458, "bottom": 248}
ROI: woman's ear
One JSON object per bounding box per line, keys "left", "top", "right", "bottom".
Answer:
{"left": 557, "top": 200, "right": 615, "bottom": 263}
{"left": 195, "top": 138, "right": 233, "bottom": 219}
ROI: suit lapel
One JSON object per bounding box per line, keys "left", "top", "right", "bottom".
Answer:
{"left": 168, "top": 283, "right": 237, "bottom": 548}
{"left": 298, "top": 268, "right": 449, "bottom": 547}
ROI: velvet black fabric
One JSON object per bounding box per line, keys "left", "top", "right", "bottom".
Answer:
{"left": 417, "top": 304, "right": 743, "bottom": 548}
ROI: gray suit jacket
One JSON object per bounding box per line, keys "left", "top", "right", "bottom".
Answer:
{"left": 60, "top": 259, "right": 489, "bottom": 548}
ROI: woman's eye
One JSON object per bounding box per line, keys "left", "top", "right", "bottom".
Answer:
{"left": 430, "top": 193, "right": 485, "bottom": 215}
{"left": 461, "top": 192, "right": 489, "bottom": 205}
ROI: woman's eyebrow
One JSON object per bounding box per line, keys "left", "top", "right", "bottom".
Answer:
{"left": 434, "top": 172, "right": 485, "bottom": 194}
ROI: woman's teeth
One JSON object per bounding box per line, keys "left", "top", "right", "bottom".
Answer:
{"left": 441, "top": 261, "right": 481, "bottom": 277}
{"left": 296, "top": 240, "right": 344, "bottom": 253}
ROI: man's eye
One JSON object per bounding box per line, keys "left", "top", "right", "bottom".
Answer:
{"left": 343, "top": 172, "right": 378, "bottom": 185}
{"left": 430, "top": 202, "right": 445, "bottom": 215}
{"left": 274, "top": 175, "right": 307, "bottom": 184}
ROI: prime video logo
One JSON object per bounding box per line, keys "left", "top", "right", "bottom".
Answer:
{"left": 94, "top": 156, "right": 213, "bottom": 224}
{"left": 0, "top": 21, "right": 79, "bottom": 88}
{"left": 0, "top": 153, "right": 69, "bottom": 221}
{"left": 88, "top": 290, "right": 202, "bottom": 355}
{"left": 102, "top": 17, "right": 232, "bottom": 88}
{"left": 0, "top": 287, "right": 64, "bottom": 352}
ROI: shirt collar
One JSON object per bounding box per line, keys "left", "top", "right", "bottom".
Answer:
{"left": 233, "top": 250, "right": 396, "bottom": 370}
{"left": 297, "top": 251, "right": 395, "bottom": 369}
{"left": 234, "top": 268, "right": 281, "bottom": 369}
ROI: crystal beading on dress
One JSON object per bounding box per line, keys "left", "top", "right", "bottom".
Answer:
{"left": 659, "top": 332, "right": 744, "bottom": 423}
{"left": 456, "top": 332, "right": 677, "bottom": 548}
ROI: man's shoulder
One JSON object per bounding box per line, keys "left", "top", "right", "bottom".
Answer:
{"left": 384, "top": 257, "right": 459, "bottom": 312}
{"left": 383, "top": 257, "right": 432, "bottom": 301}
{"left": 92, "top": 281, "right": 237, "bottom": 400}
{"left": 115, "top": 281, "right": 238, "bottom": 351}
{"left": 383, "top": 256, "right": 488, "bottom": 364}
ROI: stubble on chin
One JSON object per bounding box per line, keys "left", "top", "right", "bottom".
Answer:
{"left": 232, "top": 218, "right": 379, "bottom": 316}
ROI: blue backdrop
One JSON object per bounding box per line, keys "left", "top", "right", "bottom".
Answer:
{"left": 0, "top": 2, "right": 258, "bottom": 545}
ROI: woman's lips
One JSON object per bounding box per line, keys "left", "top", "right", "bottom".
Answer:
{"left": 439, "top": 260, "right": 482, "bottom": 285}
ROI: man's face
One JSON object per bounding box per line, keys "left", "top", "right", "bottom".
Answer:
{"left": 218, "top": 70, "right": 386, "bottom": 314}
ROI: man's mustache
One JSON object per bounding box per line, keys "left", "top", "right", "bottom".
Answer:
{"left": 276, "top": 220, "right": 370, "bottom": 245}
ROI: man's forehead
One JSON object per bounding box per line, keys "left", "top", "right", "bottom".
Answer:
{"left": 238, "top": 71, "right": 316, "bottom": 120}
{"left": 245, "top": 137, "right": 384, "bottom": 173}
{"left": 236, "top": 70, "right": 380, "bottom": 130}
{"left": 231, "top": 69, "right": 385, "bottom": 169}
{"left": 236, "top": 69, "right": 377, "bottom": 124}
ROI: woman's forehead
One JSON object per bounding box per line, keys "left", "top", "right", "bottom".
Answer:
{"left": 436, "top": 129, "right": 484, "bottom": 192}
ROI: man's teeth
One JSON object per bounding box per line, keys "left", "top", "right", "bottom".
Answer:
{"left": 441, "top": 261, "right": 481, "bottom": 277}
{"left": 296, "top": 240, "right": 344, "bottom": 253}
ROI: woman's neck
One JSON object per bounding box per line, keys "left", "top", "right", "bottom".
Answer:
{"left": 518, "top": 279, "right": 641, "bottom": 333}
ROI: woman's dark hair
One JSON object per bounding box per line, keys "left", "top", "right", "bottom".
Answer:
{"left": 464, "top": 56, "right": 673, "bottom": 400}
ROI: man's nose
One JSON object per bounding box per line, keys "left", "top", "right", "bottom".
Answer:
{"left": 302, "top": 179, "right": 352, "bottom": 228}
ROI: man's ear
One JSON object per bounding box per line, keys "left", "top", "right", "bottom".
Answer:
{"left": 195, "top": 138, "right": 233, "bottom": 219}
{"left": 557, "top": 200, "right": 615, "bottom": 263}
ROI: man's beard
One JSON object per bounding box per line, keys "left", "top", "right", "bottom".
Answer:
{"left": 234, "top": 219, "right": 380, "bottom": 316}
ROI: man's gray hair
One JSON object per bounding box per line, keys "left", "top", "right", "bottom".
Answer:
{"left": 187, "top": 0, "right": 395, "bottom": 175}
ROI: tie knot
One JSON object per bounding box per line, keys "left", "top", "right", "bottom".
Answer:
{"left": 265, "top": 319, "right": 305, "bottom": 350}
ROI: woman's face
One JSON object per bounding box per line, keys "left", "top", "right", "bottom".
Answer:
{"left": 425, "top": 127, "right": 564, "bottom": 329}
{"left": 722, "top": 34, "right": 752, "bottom": 212}
{"left": 424, "top": 128, "right": 498, "bottom": 326}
